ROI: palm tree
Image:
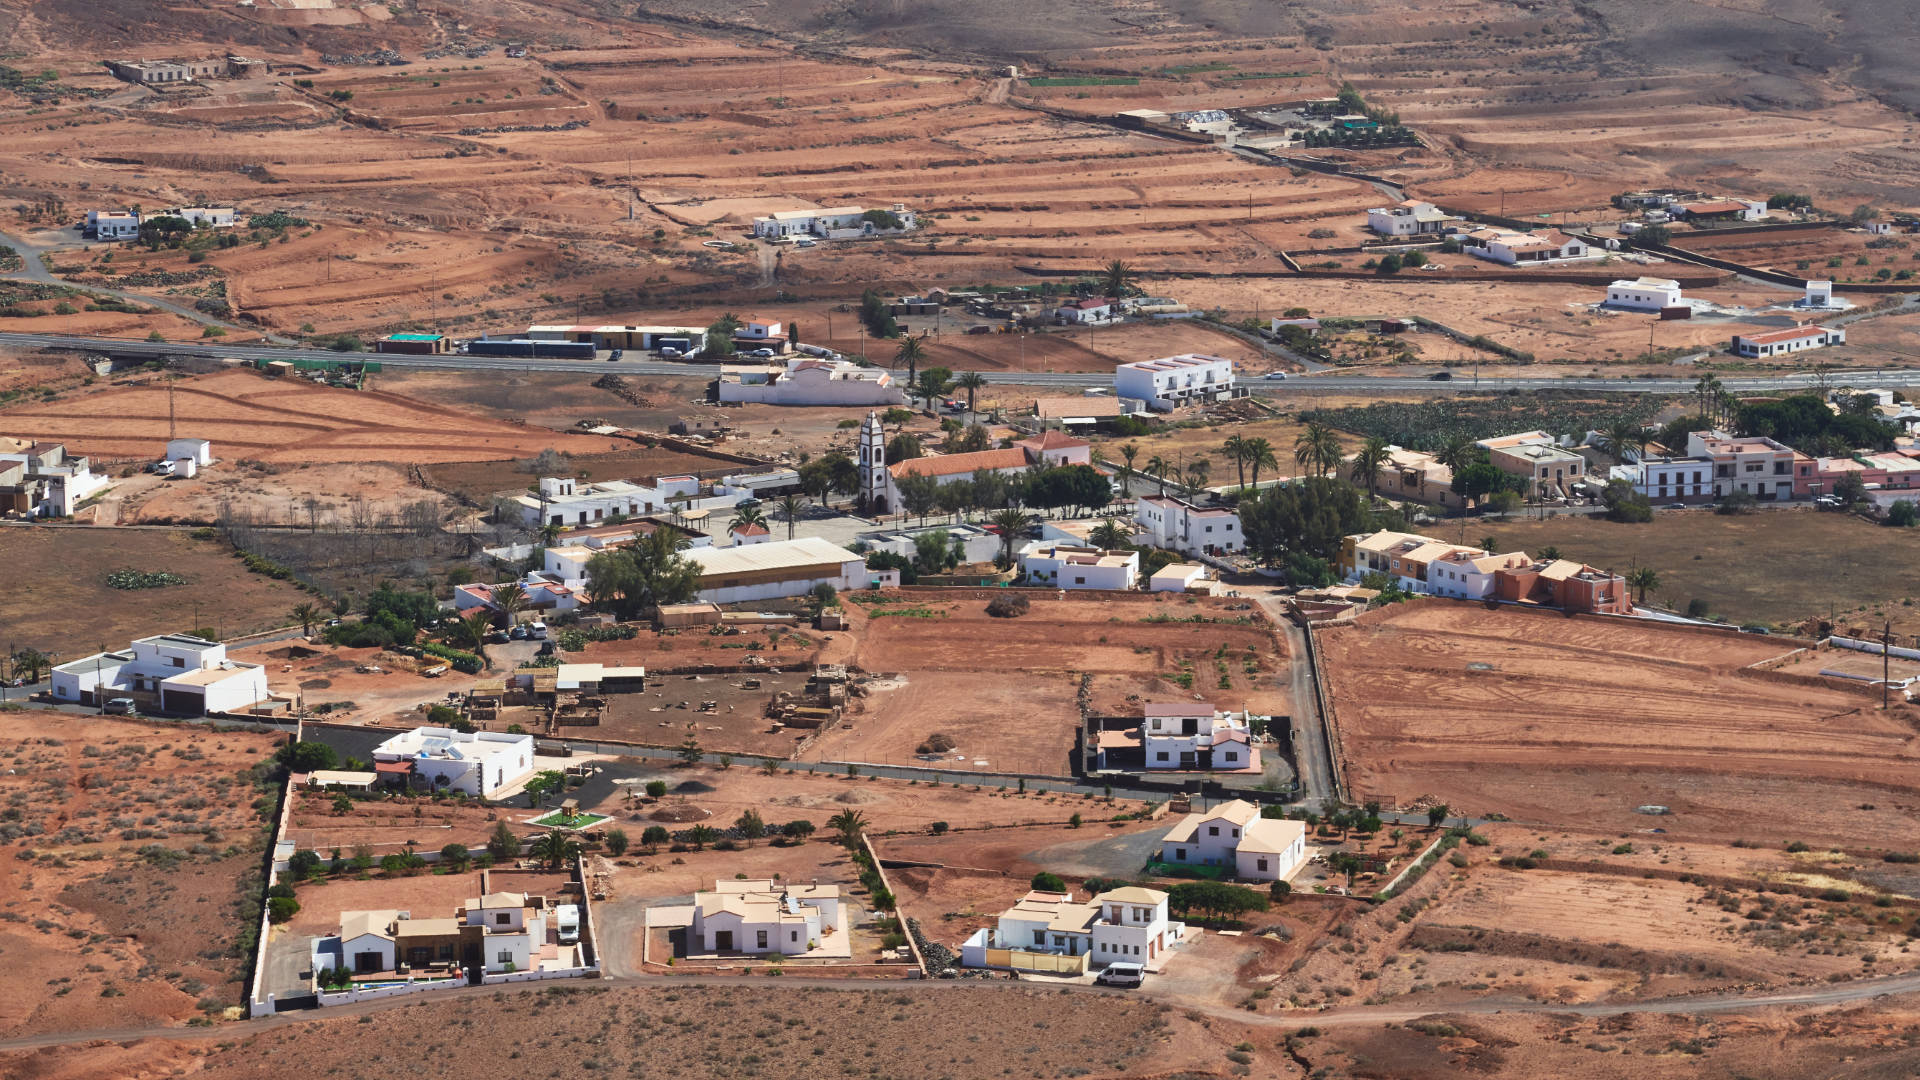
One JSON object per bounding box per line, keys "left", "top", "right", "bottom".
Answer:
{"left": 1100, "top": 258, "right": 1136, "bottom": 299}
{"left": 491, "top": 581, "right": 527, "bottom": 629}
{"left": 1183, "top": 459, "right": 1211, "bottom": 498}
{"left": 828, "top": 808, "right": 869, "bottom": 849}
{"left": 1625, "top": 566, "right": 1660, "bottom": 606}
{"left": 988, "top": 506, "right": 1031, "bottom": 566}
{"left": 1433, "top": 433, "right": 1475, "bottom": 471}
{"left": 531, "top": 829, "right": 581, "bottom": 870}
{"left": 454, "top": 610, "right": 493, "bottom": 665}
{"left": 1145, "top": 455, "right": 1172, "bottom": 496}
{"left": 732, "top": 503, "right": 768, "bottom": 532}
{"left": 538, "top": 522, "right": 562, "bottom": 546}
{"left": 1348, "top": 436, "right": 1391, "bottom": 498}
{"left": 776, "top": 495, "right": 807, "bottom": 540}
{"left": 1089, "top": 519, "right": 1133, "bottom": 550}
{"left": 290, "top": 602, "right": 322, "bottom": 637}
{"left": 1292, "top": 423, "right": 1342, "bottom": 478}
{"left": 1218, "top": 434, "right": 1250, "bottom": 490}
{"left": 1478, "top": 536, "right": 1500, "bottom": 554}
{"left": 1599, "top": 419, "right": 1646, "bottom": 466}
{"left": 895, "top": 334, "right": 926, "bottom": 390}
{"left": 1117, "top": 442, "right": 1140, "bottom": 496}
{"left": 1243, "top": 438, "right": 1277, "bottom": 488}
{"left": 953, "top": 371, "right": 987, "bottom": 416}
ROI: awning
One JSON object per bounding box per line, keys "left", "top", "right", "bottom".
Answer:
{"left": 374, "top": 761, "right": 414, "bottom": 775}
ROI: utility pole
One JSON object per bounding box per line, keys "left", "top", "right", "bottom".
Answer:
{"left": 167, "top": 377, "right": 176, "bottom": 441}
{"left": 1883, "top": 619, "right": 1893, "bottom": 710}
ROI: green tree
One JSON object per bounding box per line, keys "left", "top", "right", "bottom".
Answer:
{"left": 1425, "top": 803, "right": 1448, "bottom": 828}
{"left": 605, "top": 828, "right": 629, "bottom": 857}
{"left": 1292, "top": 422, "right": 1343, "bottom": 478}
{"left": 886, "top": 432, "right": 923, "bottom": 466}
{"left": 828, "top": 808, "right": 869, "bottom": 849}
{"left": 491, "top": 581, "right": 528, "bottom": 629}
{"left": 677, "top": 735, "right": 703, "bottom": 765}
{"left": 1183, "top": 458, "right": 1211, "bottom": 498}
{"left": 1089, "top": 518, "right": 1132, "bottom": 550}
{"left": 277, "top": 740, "right": 338, "bottom": 773}
{"left": 531, "top": 829, "right": 581, "bottom": 870}
{"left": 1628, "top": 223, "right": 1671, "bottom": 248}
{"left": 782, "top": 819, "right": 816, "bottom": 843}
{"left": 641, "top": 825, "right": 671, "bottom": 853}
{"left": 585, "top": 526, "right": 699, "bottom": 621}
{"left": 1834, "top": 471, "right": 1869, "bottom": 506}
{"left": 1348, "top": 435, "right": 1391, "bottom": 498}
{"left": 1625, "top": 566, "right": 1660, "bottom": 605}
{"left": 440, "top": 842, "right": 471, "bottom": 868}
{"left": 1145, "top": 455, "right": 1173, "bottom": 496}
{"left": 1243, "top": 438, "right": 1278, "bottom": 488}
{"left": 988, "top": 506, "right": 1032, "bottom": 567}
{"left": 1100, "top": 258, "right": 1137, "bottom": 299}
{"left": 1889, "top": 500, "right": 1918, "bottom": 527}
{"left": 732, "top": 502, "right": 768, "bottom": 532}
{"left": 290, "top": 602, "right": 322, "bottom": 637}
{"left": 953, "top": 370, "right": 987, "bottom": 415}
{"left": 451, "top": 610, "right": 494, "bottom": 665}
{"left": 1375, "top": 253, "right": 1402, "bottom": 275}
{"left": 1030, "top": 871, "right": 1066, "bottom": 892}
{"left": 1218, "top": 433, "right": 1250, "bottom": 489}
{"left": 897, "top": 472, "right": 941, "bottom": 526}
{"left": 914, "top": 366, "right": 953, "bottom": 411}
{"left": 735, "top": 809, "right": 767, "bottom": 846}
{"left": 645, "top": 779, "right": 668, "bottom": 799}
{"left": 1599, "top": 419, "right": 1647, "bottom": 466}
{"left": 774, "top": 494, "right": 806, "bottom": 540}
{"left": 486, "top": 820, "right": 522, "bottom": 861}
{"left": 687, "top": 824, "right": 719, "bottom": 850}
{"left": 705, "top": 312, "right": 742, "bottom": 358}
{"left": 894, "top": 334, "right": 925, "bottom": 385}
{"left": 1117, "top": 441, "right": 1141, "bottom": 496}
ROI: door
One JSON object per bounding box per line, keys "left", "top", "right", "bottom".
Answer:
{"left": 353, "top": 951, "right": 383, "bottom": 974}
{"left": 715, "top": 930, "right": 734, "bottom": 952}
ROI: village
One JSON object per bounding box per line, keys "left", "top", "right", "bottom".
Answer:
{"left": 0, "top": 9, "right": 1918, "bottom": 1079}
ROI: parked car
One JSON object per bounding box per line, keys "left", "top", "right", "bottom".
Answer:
{"left": 1428, "top": 370, "right": 1453, "bottom": 381}
{"left": 485, "top": 630, "right": 510, "bottom": 644}
{"left": 509, "top": 625, "right": 530, "bottom": 641}
{"left": 748, "top": 348, "right": 776, "bottom": 357}
{"left": 659, "top": 347, "right": 680, "bottom": 359}
{"left": 102, "top": 698, "right": 137, "bottom": 715}
{"left": 795, "top": 239, "right": 816, "bottom": 248}
{"left": 1096, "top": 963, "right": 1145, "bottom": 988}
{"left": 528, "top": 621, "right": 549, "bottom": 640}
{"left": 606, "top": 349, "right": 622, "bottom": 362}
{"left": 966, "top": 324, "right": 992, "bottom": 335}
{"left": 1666, "top": 503, "right": 1687, "bottom": 510}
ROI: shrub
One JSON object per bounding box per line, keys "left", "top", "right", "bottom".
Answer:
{"left": 267, "top": 896, "right": 300, "bottom": 923}
{"left": 1030, "top": 871, "right": 1066, "bottom": 892}
{"left": 419, "top": 641, "right": 482, "bottom": 674}
{"left": 986, "top": 593, "right": 1031, "bottom": 618}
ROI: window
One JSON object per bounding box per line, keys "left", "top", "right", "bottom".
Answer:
{"left": 497, "top": 950, "right": 512, "bottom": 964}
{"left": 1230, "top": 827, "right": 1239, "bottom": 839}
{"left": 169, "top": 656, "right": 186, "bottom": 668}
{"left": 757, "top": 930, "right": 768, "bottom": 949}
{"left": 1155, "top": 752, "right": 1168, "bottom": 761}
{"left": 1033, "top": 930, "right": 1045, "bottom": 946}
{"left": 1174, "top": 847, "right": 1186, "bottom": 861}
{"left": 1257, "top": 857, "right": 1269, "bottom": 872}
{"left": 1207, "top": 826, "right": 1218, "bottom": 836}
{"left": 791, "top": 931, "right": 799, "bottom": 942}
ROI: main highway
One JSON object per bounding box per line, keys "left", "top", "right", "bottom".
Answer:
{"left": 2, "top": 329, "right": 1914, "bottom": 395}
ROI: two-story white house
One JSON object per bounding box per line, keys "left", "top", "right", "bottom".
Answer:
{"left": 1366, "top": 200, "right": 1449, "bottom": 236}
{"left": 51, "top": 633, "right": 272, "bottom": 715}
{"left": 960, "top": 886, "right": 1183, "bottom": 972}
{"left": 1020, "top": 541, "right": 1139, "bottom": 590}
{"left": 689, "top": 879, "right": 843, "bottom": 956}
{"left": 1140, "top": 702, "right": 1263, "bottom": 772}
{"left": 1133, "top": 495, "right": 1242, "bottom": 556}
{"left": 371, "top": 727, "right": 535, "bottom": 798}
{"left": 1159, "top": 799, "right": 1308, "bottom": 882}
{"left": 1114, "top": 354, "right": 1237, "bottom": 412}
{"left": 466, "top": 890, "right": 549, "bottom": 973}
{"left": 513, "top": 475, "right": 701, "bottom": 529}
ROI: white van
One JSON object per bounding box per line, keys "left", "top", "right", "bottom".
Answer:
{"left": 528, "top": 621, "right": 549, "bottom": 640}
{"left": 555, "top": 904, "right": 580, "bottom": 944}
{"left": 1095, "top": 962, "right": 1144, "bottom": 988}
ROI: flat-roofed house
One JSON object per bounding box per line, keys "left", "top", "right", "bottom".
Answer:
{"left": 960, "top": 885, "right": 1184, "bottom": 973}
{"left": 690, "top": 879, "right": 843, "bottom": 956}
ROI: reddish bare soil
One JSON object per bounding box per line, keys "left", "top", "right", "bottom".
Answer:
{"left": 0, "top": 712, "right": 279, "bottom": 1036}
{"left": 1319, "top": 601, "right": 1920, "bottom": 847}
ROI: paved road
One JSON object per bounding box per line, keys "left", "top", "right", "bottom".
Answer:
{"left": 1, "top": 327, "right": 1915, "bottom": 394}
{"left": 1268, "top": 609, "right": 1337, "bottom": 809}
{"left": 3, "top": 961, "right": 1916, "bottom": 1054}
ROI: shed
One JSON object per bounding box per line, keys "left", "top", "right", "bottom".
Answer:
{"left": 171, "top": 456, "right": 199, "bottom": 479}
{"left": 167, "top": 438, "right": 212, "bottom": 465}
{"left": 658, "top": 602, "right": 722, "bottom": 628}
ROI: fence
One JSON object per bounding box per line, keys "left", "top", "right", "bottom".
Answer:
{"left": 1831, "top": 635, "right": 1920, "bottom": 662}
{"left": 246, "top": 769, "right": 297, "bottom": 1015}
{"left": 316, "top": 977, "right": 462, "bottom": 1007}
{"left": 863, "top": 832, "right": 924, "bottom": 976}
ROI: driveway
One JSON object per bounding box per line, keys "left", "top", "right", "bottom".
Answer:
{"left": 1026, "top": 826, "right": 1167, "bottom": 880}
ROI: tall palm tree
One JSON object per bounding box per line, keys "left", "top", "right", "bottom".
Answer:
{"left": 290, "top": 602, "right": 321, "bottom": 637}
{"left": 776, "top": 494, "right": 807, "bottom": 540}
{"left": 1218, "top": 434, "right": 1250, "bottom": 490}
{"left": 454, "top": 610, "right": 493, "bottom": 665}
{"left": 1348, "top": 435, "right": 1391, "bottom": 498}
{"left": 531, "top": 829, "right": 580, "bottom": 871}
{"left": 895, "top": 334, "right": 926, "bottom": 390}
{"left": 1100, "top": 259, "right": 1136, "bottom": 299}
{"left": 828, "top": 808, "right": 869, "bottom": 850}
{"left": 1625, "top": 566, "right": 1660, "bottom": 606}
{"left": 1292, "top": 423, "right": 1342, "bottom": 478}
{"left": 1145, "top": 455, "right": 1172, "bottom": 496}
{"left": 1117, "top": 441, "right": 1141, "bottom": 496}
{"left": 491, "top": 581, "right": 527, "bottom": 629}
{"left": 953, "top": 371, "right": 987, "bottom": 416}
{"left": 1183, "top": 459, "right": 1211, "bottom": 498}
{"left": 988, "top": 506, "right": 1031, "bottom": 567}
{"left": 1598, "top": 419, "right": 1646, "bottom": 466}
{"left": 1243, "top": 438, "right": 1277, "bottom": 488}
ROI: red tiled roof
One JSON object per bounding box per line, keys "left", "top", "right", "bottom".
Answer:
{"left": 1016, "top": 430, "right": 1090, "bottom": 452}
{"left": 888, "top": 448, "right": 1030, "bottom": 479}
{"left": 731, "top": 523, "right": 770, "bottom": 536}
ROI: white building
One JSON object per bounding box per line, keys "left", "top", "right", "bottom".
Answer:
{"left": 165, "top": 207, "right": 236, "bottom": 228}
{"left": 716, "top": 357, "right": 903, "bottom": 406}
{"left": 370, "top": 727, "right": 535, "bottom": 798}
{"left": 1158, "top": 799, "right": 1307, "bottom": 882}
{"left": 1055, "top": 298, "right": 1114, "bottom": 324}
{"left": 1461, "top": 228, "right": 1591, "bottom": 265}
{"left": 1133, "top": 495, "right": 1242, "bottom": 556}
{"left": 1020, "top": 541, "right": 1139, "bottom": 590}
{"left": 689, "top": 879, "right": 843, "bottom": 956}
{"left": 860, "top": 522, "right": 1002, "bottom": 566}
{"left": 737, "top": 317, "right": 783, "bottom": 340}
{"left": 750, "top": 204, "right": 916, "bottom": 240}
{"left": 167, "top": 437, "right": 212, "bottom": 465}
{"left": 1425, "top": 548, "right": 1531, "bottom": 600}
{"left": 465, "top": 890, "right": 549, "bottom": 974}
{"left": 1140, "top": 703, "right": 1262, "bottom": 772}
{"left": 1114, "top": 354, "right": 1237, "bottom": 412}
{"left": 961, "top": 886, "right": 1183, "bottom": 971}
{"left": 0, "top": 441, "right": 111, "bottom": 517}
{"left": 1013, "top": 430, "right": 1092, "bottom": 467}
{"left": 1367, "top": 200, "right": 1449, "bottom": 236}
{"left": 686, "top": 536, "right": 870, "bottom": 604}
{"left": 51, "top": 633, "right": 271, "bottom": 715}
{"left": 86, "top": 210, "right": 140, "bottom": 240}
{"left": 1636, "top": 455, "right": 1715, "bottom": 503}
{"left": 514, "top": 476, "right": 693, "bottom": 529}
{"left": 1604, "top": 277, "right": 1684, "bottom": 311}
{"left": 1730, "top": 324, "right": 1845, "bottom": 358}
{"left": 1148, "top": 562, "right": 1210, "bottom": 593}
